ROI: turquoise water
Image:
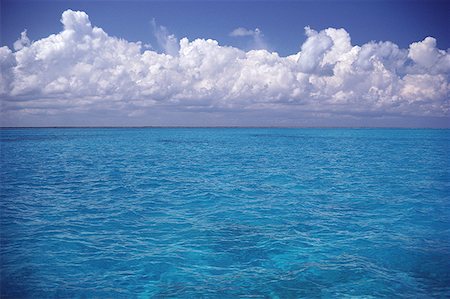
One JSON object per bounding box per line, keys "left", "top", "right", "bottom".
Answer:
{"left": 1, "top": 128, "right": 449, "bottom": 298}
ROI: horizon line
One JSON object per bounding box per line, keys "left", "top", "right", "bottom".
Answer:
{"left": 1, "top": 126, "right": 449, "bottom": 130}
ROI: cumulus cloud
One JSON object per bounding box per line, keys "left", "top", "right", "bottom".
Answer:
{"left": 408, "top": 37, "right": 450, "bottom": 74}
{"left": 151, "top": 19, "right": 179, "bottom": 56}
{"left": 13, "top": 30, "right": 31, "bottom": 51}
{"left": 1, "top": 9, "right": 449, "bottom": 125}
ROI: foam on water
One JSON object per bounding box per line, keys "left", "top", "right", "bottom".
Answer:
{"left": 1, "top": 128, "right": 449, "bottom": 297}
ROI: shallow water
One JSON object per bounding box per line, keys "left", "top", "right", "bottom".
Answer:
{"left": 1, "top": 128, "right": 449, "bottom": 297}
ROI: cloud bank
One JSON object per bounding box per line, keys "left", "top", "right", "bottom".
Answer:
{"left": 1, "top": 10, "right": 449, "bottom": 126}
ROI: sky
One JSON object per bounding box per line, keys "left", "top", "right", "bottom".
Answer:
{"left": 1, "top": 0, "right": 449, "bottom": 127}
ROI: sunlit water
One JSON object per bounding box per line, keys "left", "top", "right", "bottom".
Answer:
{"left": 1, "top": 128, "right": 449, "bottom": 298}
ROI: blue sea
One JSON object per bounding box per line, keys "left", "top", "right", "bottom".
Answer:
{"left": 1, "top": 128, "right": 449, "bottom": 298}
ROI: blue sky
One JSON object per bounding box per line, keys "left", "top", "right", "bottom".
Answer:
{"left": 1, "top": 0, "right": 449, "bottom": 127}
{"left": 2, "top": 0, "right": 449, "bottom": 56}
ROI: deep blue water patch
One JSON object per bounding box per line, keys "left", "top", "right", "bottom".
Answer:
{"left": 1, "top": 128, "right": 449, "bottom": 297}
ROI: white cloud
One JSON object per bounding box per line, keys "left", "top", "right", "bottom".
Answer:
{"left": 0, "top": 46, "right": 15, "bottom": 94}
{"left": 408, "top": 37, "right": 450, "bottom": 74}
{"left": 151, "top": 19, "right": 179, "bottom": 56}
{"left": 230, "top": 27, "right": 255, "bottom": 37}
{"left": 1, "top": 9, "right": 449, "bottom": 125}
{"left": 13, "top": 30, "right": 31, "bottom": 51}
{"left": 61, "top": 9, "right": 92, "bottom": 33}
{"left": 230, "top": 27, "right": 267, "bottom": 50}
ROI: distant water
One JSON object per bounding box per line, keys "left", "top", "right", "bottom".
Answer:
{"left": 1, "top": 128, "right": 449, "bottom": 298}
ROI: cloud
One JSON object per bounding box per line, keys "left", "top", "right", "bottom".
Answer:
{"left": 13, "top": 30, "right": 31, "bottom": 51}
{"left": 230, "top": 27, "right": 267, "bottom": 50}
{"left": 151, "top": 19, "right": 179, "bottom": 56}
{"left": 408, "top": 37, "right": 450, "bottom": 74}
{"left": 0, "top": 46, "right": 15, "bottom": 94}
{"left": 61, "top": 9, "right": 91, "bottom": 33}
{"left": 1, "top": 9, "right": 449, "bottom": 126}
{"left": 230, "top": 27, "right": 256, "bottom": 37}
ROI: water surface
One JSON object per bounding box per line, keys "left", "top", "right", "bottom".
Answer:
{"left": 1, "top": 128, "right": 449, "bottom": 297}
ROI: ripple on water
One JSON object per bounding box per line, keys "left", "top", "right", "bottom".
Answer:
{"left": 1, "top": 128, "right": 449, "bottom": 297}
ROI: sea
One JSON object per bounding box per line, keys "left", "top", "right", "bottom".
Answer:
{"left": 1, "top": 128, "right": 449, "bottom": 298}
